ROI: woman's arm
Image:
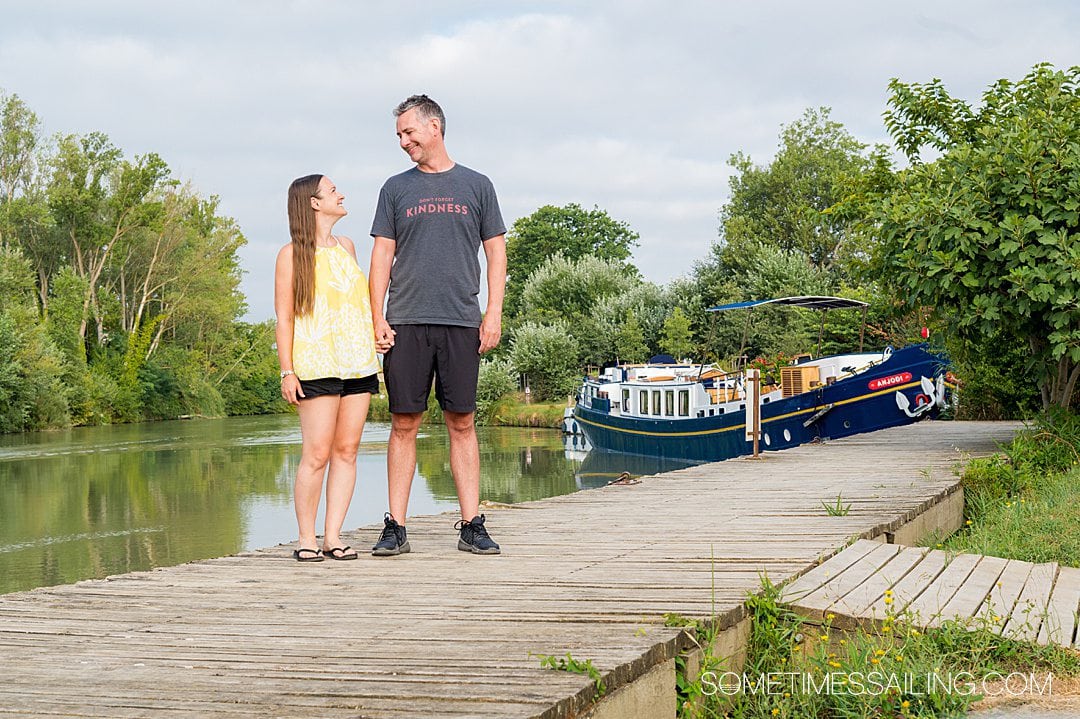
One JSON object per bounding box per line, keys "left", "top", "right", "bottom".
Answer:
{"left": 274, "top": 244, "right": 304, "bottom": 404}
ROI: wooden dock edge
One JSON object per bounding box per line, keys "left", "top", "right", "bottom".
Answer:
{"left": 576, "top": 481, "right": 967, "bottom": 718}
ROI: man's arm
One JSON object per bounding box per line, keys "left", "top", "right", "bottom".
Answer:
{"left": 479, "top": 234, "right": 506, "bottom": 354}
{"left": 369, "top": 236, "right": 396, "bottom": 353}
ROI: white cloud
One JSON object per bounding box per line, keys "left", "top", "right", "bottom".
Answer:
{"left": 2, "top": 1, "right": 1078, "bottom": 318}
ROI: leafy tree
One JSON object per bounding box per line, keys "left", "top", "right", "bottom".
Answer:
{"left": 520, "top": 253, "right": 634, "bottom": 322}
{"left": 505, "top": 203, "right": 639, "bottom": 316}
{"left": 509, "top": 320, "right": 581, "bottom": 402}
{"left": 874, "top": 63, "right": 1080, "bottom": 409}
{"left": 0, "top": 248, "right": 68, "bottom": 431}
{"left": 703, "top": 108, "right": 874, "bottom": 286}
{"left": 47, "top": 132, "right": 172, "bottom": 344}
{"left": 0, "top": 90, "right": 57, "bottom": 309}
{"left": 0, "top": 91, "right": 43, "bottom": 206}
{"left": 612, "top": 311, "right": 649, "bottom": 363}
{"left": 690, "top": 109, "right": 876, "bottom": 365}
{"left": 660, "top": 307, "right": 694, "bottom": 360}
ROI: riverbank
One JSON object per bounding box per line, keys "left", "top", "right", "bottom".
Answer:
{"left": 367, "top": 392, "right": 566, "bottom": 429}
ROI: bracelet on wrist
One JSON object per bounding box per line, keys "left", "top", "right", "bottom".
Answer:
{"left": 280, "top": 369, "right": 295, "bottom": 380}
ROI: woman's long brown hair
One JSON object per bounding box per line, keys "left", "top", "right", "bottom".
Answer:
{"left": 286, "top": 174, "right": 323, "bottom": 316}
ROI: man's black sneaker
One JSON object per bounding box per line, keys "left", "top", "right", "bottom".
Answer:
{"left": 372, "top": 513, "right": 410, "bottom": 556}
{"left": 455, "top": 514, "right": 500, "bottom": 555}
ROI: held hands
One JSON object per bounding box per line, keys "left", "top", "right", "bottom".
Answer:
{"left": 374, "top": 318, "right": 396, "bottom": 355}
{"left": 281, "top": 374, "right": 305, "bottom": 405}
{"left": 479, "top": 312, "right": 502, "bottom": 354}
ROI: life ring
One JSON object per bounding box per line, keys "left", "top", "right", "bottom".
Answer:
{"left": 914, "top": 393, "right": 932, "bottom": 407}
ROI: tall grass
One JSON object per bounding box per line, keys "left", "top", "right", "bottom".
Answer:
{"left": 945, "top": 410, "right": 1080, "bottom": 564}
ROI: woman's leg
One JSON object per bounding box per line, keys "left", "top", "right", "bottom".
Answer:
{"left": 295, "top": 395, "right": 341, "bottom": 550}
{"left": 322, "top": 392, "right": 371, "bottom": 554}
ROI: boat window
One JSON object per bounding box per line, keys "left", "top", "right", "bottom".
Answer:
{"left": 678, "top": 390, "right": 689, "bottom": 416}
{"left": 664, "top": 391, "right": 674, "bottom": 416}
{"left": 652, "top": 390, "right": 661, "bottom": 416}
{"left": 622, "top": 388, "right": 630, "bottom": 409}
{"left": 639, "top": 390, "right": 648, "bottom": 415}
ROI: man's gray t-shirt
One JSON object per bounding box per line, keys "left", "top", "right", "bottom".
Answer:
{"left": 370, "top": 164, "right": 505, "bottom": 328}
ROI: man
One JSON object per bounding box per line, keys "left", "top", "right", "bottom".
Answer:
{"left": 369, "top": 94, "right": 507, "bottom": 556}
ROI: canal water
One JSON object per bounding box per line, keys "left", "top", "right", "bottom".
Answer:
{"left": 0, "top": 414, "right": 695, "bottom": 594}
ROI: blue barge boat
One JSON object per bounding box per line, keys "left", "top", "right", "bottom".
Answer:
{"left": 572, "top": 297, "right": 952, "bottom": 463}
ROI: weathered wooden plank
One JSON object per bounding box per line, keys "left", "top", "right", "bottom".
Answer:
{"left": 787, "top": 542, "right": 903, "bottom": 620}
{"left": 873, "top": 549, "right": 950, "bottom": 618}
{"left": 1003, "top": 562, "right": 1058, "bottom": 642}
{"left": 981, "top": 558, "right": 1035, "bottom": 632}
{"left": 1037, "top": 565, "right": 1080, "bottom": 646}
{"left": 830, "top": 545, "right": 930, "bottom": 622}
{"left": 903, "top": 552, "right": 981, "bottom": 626}
{"left": 932, "top": 554, "right": 1009, "bottom": 627}
{"left": 778, "top": 539, "right": 882, "bottom": 604}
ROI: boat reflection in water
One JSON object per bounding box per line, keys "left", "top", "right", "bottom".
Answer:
{"left": 563, "top": 433, "right": 702, "bottom": 489}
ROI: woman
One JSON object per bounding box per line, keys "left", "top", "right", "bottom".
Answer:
{"left": 275, "top": 174, "right": 381, "bottom": 561}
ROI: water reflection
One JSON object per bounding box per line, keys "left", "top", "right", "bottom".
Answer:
{"left": 561, "top": 433, "right": 702, "bottom": 486}
{"left": 0, "top": 417, "right": 590, "bottom": 594}
{"left": 0, "top": 416, "right": 700, "bottom": 594}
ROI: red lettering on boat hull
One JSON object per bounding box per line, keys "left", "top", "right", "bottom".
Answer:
{"left": 869, "top": 372, "right": 912, "bottom": 391}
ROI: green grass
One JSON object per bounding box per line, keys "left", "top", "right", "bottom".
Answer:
{"left": 487, "top": 397, "right": 565, "bottom": 428}
{"left": 943, "top": 464, "right": 1080, "bottom": 564}
{"left": 939, "top": 409, "right": 1080, "bottom": 565}
{"left": 821, "top": 494, "right": 852, "bottom": 517}
{"left": 532, "top": 652, "right": 606, "bottom": 699}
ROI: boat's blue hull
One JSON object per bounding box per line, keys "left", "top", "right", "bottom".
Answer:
{"left": 573, "top": 345, "right": 950, "bottom": 463}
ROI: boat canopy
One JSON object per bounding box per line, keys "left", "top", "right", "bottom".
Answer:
{"left": 707, "top": 296, "right": 869, "bottom": 312}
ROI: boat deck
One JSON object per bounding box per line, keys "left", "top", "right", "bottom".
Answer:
{"left": 0, "top": 421, "right": 1017, "bottom": 718}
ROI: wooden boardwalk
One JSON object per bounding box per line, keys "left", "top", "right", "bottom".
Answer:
{"left": 782, "top": 539, "right": 1080, "bottom": 648}
{"left": 0, "top": 421, "right": 1016, "bottom": 718}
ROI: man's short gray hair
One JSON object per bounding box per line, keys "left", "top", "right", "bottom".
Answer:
{"left": 393, "top": 94, "right": 446, "bottom": 137}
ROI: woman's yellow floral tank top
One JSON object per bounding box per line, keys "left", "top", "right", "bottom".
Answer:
{"left": 292, "top": 240, "right": 380, "bottom": 380}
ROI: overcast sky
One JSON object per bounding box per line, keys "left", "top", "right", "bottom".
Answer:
{"left": 2, "top": 1, "right": 1077, "bottom": 320}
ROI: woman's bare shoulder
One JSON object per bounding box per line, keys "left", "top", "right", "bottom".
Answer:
{"left": 336, "top": 235, "right": 358, "bottom": 258}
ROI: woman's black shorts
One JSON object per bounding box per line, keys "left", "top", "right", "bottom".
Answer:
{"left": 298, "top": 374, "right": 379, "bottom": 400}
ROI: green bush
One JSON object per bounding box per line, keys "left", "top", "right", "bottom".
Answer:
{"left": 476, "top": 357, "right": 516, "bottom": 424}
{"left": 960, "top": 410, "right": 1080, "bottom": 520}
{"left": 509, "top": 320, "right": 581, "bottom": 402}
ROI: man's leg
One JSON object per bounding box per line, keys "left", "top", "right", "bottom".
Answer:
{"left": 387, "top": 411, "right": 424, "bottom": 522}
{"left": 434, "top": 325, "right": 499, "bottom": 554}
{"left": 447, "top": 408, "right": 499, "bottom": 554}
{"left": 443, "top": 410, "right": 480, "bottom": 521}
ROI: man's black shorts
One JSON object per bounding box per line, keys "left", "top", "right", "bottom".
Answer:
{"left": 298, "top": 374, "right": 379, "bottom": 400}
{"left": 383, "top": 324, "right": 480, "bottom": 413}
